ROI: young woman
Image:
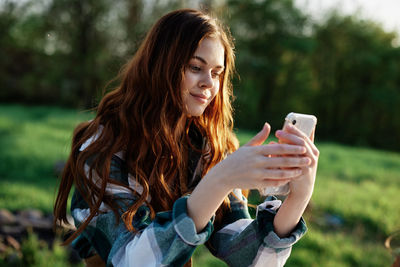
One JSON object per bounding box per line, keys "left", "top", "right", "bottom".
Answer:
{"left": 54, "top": 8, "right": 319, "bottom": 267}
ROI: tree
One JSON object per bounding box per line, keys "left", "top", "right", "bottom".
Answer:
{"left": 225, "top": 0, "right": 314, "bottom": 129}
{"left": 311, "top": 14, "right": 400, "bottom": 149}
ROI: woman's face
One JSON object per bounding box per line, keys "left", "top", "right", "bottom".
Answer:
{"left": 181, "top": 37, "right": 225, "bottom": 117}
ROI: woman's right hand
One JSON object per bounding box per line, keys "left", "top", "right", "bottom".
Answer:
{"left": 209, "top": 123, "right": 311, "bottom": 191}
{"left": 188, "top": 123, "right": 310, "bottom": 232}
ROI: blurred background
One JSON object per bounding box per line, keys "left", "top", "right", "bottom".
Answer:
{"left": 0, "top": 0, "right": 400, "bottom": 266}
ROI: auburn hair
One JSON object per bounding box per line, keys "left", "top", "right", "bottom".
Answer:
{"left": 54, "top": 8, "right": 240, "bottom": 246}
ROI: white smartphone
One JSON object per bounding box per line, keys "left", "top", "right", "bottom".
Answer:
{"left": 260, "top": 112, "right": 317, "bottom": 196}
{"left": 283, "top": 112, "right": 317, "bottom": 139}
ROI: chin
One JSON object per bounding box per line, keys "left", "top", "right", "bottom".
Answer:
{"left": 186, "top": 108, "right": 206, "bottom": 117}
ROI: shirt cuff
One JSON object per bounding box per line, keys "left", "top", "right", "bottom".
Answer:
{"left": 256, "top": 196, "right": 307, "bottom": 249}
{"left": 172, "top": 195, "right": 214, "bottom": 246}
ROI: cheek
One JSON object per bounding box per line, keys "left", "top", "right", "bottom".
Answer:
{"left": 182, "top": 71, "right": 197, "bottom": 88}
{"left": 180, "top": 72, "right": 192, "bottom": 98}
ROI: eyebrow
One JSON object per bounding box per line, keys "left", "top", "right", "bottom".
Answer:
{"left": 192, "top": 56, "right": 225, "bottom": 70}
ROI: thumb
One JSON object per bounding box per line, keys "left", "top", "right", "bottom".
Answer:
{"left": 245, "top": 123, "right": 271, "bottom": 147}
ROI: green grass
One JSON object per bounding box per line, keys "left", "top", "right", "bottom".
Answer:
{"left": 236, "top": 130, "right": 400, "bottom": 266}
{"left": 1, "top": 104, "right": 399, "bottom": 266}
{"left": 0, "top": 104, "right": 94, "bottom": 213}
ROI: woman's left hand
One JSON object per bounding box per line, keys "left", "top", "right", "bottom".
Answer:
{"left": 275, "top": 123, "right": 319, "bottom": 199}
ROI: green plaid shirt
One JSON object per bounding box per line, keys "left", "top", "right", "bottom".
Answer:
{"left": 71, "top": 127, "right": 307, "bottom": 267}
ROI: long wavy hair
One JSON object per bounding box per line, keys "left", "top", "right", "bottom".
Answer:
{"left": 54, "top": 8, "right": 239, "bottom": 245}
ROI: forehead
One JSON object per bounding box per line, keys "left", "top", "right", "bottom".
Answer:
{"left": 193, "top": 37, "right": 225, "bottom": 67}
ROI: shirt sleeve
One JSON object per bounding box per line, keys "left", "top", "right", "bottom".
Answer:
{"left": 206, "top": 189, "right": 307, "bottom": 267}
{"left": 70, "top": 154, "right": 214, "bottom": 267}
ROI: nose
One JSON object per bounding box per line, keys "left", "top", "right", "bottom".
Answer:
{"left": 199, "top": 72, "right": 214, "bottom": 89}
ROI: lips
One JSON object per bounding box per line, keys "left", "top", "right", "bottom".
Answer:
{"left": 190, "top": 93, "right": 210, "bottom": 104}
{"left": 190, "top": 93, "right": 209, "bottom": 100}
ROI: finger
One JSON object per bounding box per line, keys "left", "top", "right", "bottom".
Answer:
{"left": 245, "top": 123, "right": 271, "bottom": 147}
{"left": 307, "top": 129, "right": 319, "bottom": 157}
{"left": 284, "top": 123, "right": 309, "bottom": 139}
{"left": 267, "top": 141, "right": 278, "bottom": 158}
{"left": 261, "top": 179, "right": 290, "bottom": 188}
{"left": 280, "top": 125, "right": 319, "bottom": 156}
{"left": 310, "top": 128, "right": 315, "bottom": 142}
{"left": 262, "top": 168, "right": 303, "bottom": 179}
{"left": 275, "top": 130, "right": 306, "bottom": 146}
{"left": 259, "top": 156, "right": 311, "bottom": 168}
{"left": 277, "top": 131, "right": 318, "bottom": 159}
{"left": 257, "top": 143, "right": 306, "bottom": 156}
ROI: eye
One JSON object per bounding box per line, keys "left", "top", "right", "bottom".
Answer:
{"left": 212, "top": 72, "right": 222, "bottom": 79}
{"left": 189, "top": 65, "right": 201, "bottom": 72}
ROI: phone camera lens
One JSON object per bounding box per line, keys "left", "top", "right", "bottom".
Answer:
{"left": 292, "top": 120, "right": 296, "bottom": 125}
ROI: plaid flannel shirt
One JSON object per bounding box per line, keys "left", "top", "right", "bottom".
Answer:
{"left": 70, "top": 126, "right": 307, "bottom": 267}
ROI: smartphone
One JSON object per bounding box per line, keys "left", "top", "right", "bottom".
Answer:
{"left": 283, "top": 112, "right": 317, "bottom": 138}
{"left": 260, "top": 112, "right": 317, "bottom": 196}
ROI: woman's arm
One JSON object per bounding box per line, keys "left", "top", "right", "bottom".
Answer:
{"left": 187, "top": 123, "right": 313, "bottom": 233}
{"left": 71, "top": 153, "right": 215, "bottom": 267}
{"left": 204, "top": 190, "right": 307, "bottom": 267}
{"left": 187, "top": 166, "right": 232, "bottom": 232}
{"left": 273, "top": 191, "right": 312, "bottom": 237}
{"left": 273, "top": 123, "right": 319, "bottom": 237}
{"left": 186, "top": 122, "right": 318, "bottom": 267}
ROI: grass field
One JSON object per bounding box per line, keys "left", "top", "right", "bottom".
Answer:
{"left": 0, "top": 104, "right": 399, "bottom": 266}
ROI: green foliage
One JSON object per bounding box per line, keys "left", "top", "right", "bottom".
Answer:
{"left": 193, "top": 245, "right": 227, "bottom": 266}
{"left": 225, "top": 0, "right": 400, "bottom": 152}
{"left": 311, "top": 15, "right": 400, "bottom": 150}
{"left": 237, "top": 132, "right": 399, "bottom": 267}
{"left": 2, "top": 230, "right": 82, "bottom": 267}
{"left": 0, "top": 0, "right": 195, "bottom": 108}
{"left": 226, "top": 0, "right": 315, "bottom": 129}
{"left": 0, "top": 104, "right": 94, "bottom": 212}
{"left": 2, "top": 0, "right": 400, "bottom": 151}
